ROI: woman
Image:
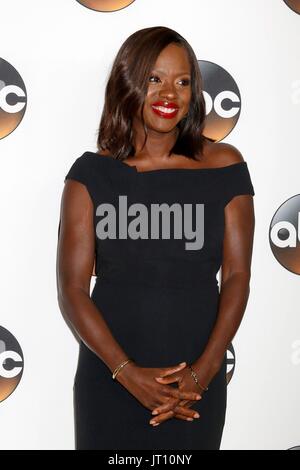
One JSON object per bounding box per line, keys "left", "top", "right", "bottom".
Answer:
{"left": 57, "top": 26, "right": 255, "bottom": 450}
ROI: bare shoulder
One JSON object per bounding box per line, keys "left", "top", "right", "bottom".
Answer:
{"left": 95, "top": 149, "right": 111, "bottom": 158}
{"left": 202, "top": 140, "right": 245, "bottom": 168}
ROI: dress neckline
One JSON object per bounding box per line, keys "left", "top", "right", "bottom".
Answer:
{"left": 87, "top": 151, "right": 247, "bottom": 174}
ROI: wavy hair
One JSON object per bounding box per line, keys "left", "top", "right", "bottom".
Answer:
{"left": 97, "top": 26, "right": 207, "bottom": 161}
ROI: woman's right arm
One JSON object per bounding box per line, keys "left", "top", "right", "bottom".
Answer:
{"left": 56, "top": 179, "right": 199, "bottom": 417}
{"left": 56, "top": 179, "right": 130, "bottom": 373}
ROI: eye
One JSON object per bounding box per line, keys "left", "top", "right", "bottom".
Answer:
{"left": 149, "top": 75, "right": 161, "bottom": 83}
{"left": 178, "top": 78, "right": 190, "bottom": 86}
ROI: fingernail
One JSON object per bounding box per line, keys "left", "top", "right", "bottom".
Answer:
{"left": 153, "top": 423, "right": 160, "bottom": 427}
{"left": 152, "top": 410, "right": 158, "bottom": 415}
{"left": 194, "top": 413, "right": 200, "bottom": 418}
{"left": 179, "top": 362, "right": 186, "bottom": 366}
{"left": 150, "top": 420, "right": 156, "bottom": 424}
{"left": 196, "top": 395, "right": 202, "bottom": 400}
{"left": 187, "top": 418, "right": 193, "bottom": 421}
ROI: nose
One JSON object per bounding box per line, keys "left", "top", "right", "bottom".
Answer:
{"left": 159, "top": 80, "right": 177, "bottom": 101}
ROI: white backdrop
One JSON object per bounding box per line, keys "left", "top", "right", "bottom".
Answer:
{"left": 0, "top": 0, "right": 299, "bottom": 450}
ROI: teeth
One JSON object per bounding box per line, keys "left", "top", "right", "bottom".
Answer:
{"left": 152, "top": 106, "right": 177, "bottom": 113}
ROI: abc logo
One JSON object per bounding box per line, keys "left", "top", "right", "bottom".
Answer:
{"left": 198, "top": 60, "right": 241, "bottom": 142}
{"left": 269, "top": 194, "right": 300, "bottom": 275}
{"left": 226, "top": 343, "right": 236, "bottom": 385}
{"left": 283, "top": 0, "right": 300, "bottom": 14}
{"left": 0, "top": 326, "right": 24, "bottom": 403}
{"left": 76, "top": 0, "right": 135, "bottom": 12}
{"left": 0, "top": 58, "right": 27, "bottom": 140}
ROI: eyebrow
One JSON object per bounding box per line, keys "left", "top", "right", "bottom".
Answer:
{"left": 151, "top": 69, "right": 191, "bottom": 76}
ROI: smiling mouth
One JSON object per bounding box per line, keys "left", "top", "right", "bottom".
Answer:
{"left": 151, "top": 105, "right": 179, "bottom": 119}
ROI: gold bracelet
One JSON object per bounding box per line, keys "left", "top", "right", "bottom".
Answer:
{"left": 188, "top": 365, "right": 209, "bottom": 392}
{"left": 112, "top": 358, "right": 133, "bottom": 380}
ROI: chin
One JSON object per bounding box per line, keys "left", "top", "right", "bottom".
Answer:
{"left": 153, "top": 126, "right": 177, "bottom": 134}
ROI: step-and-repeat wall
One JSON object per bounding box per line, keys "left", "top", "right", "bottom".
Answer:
{"left": 0, "top": 0, "right": 299, "bottom": 450}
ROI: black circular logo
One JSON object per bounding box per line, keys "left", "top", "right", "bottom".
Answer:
{"left": 0, "top": 326, "right": 24, "bottom": 403}
{"left": 269, "top": 194, "right": 300, "bottom": 275}
{"left": 0, "top": 58, "right": 27, "bottom": 140}
{"left": 199, "top": 60, "right": 241, "bottom": 142}
{"left": 76, "top": 0, "right": 135, "bottom": 12}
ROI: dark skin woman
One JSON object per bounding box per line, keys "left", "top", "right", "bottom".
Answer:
{"left": 57, "top": 30, "right": 254, "bottom": 433}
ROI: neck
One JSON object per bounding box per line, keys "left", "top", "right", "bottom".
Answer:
{"left": 132, "top": 118, "right": 179, "bottom": 161}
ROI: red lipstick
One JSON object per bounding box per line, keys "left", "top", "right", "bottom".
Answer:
{"left": 151, "top": 100, "right": 179, "bottom": 119}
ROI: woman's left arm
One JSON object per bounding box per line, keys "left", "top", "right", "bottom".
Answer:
{"left": 192, "top": 190, "right": 255, "bottom": 385}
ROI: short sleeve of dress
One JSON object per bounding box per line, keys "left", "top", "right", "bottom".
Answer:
{"left": 64, "top": 152, "right": 95, "bottom": 202}
{"left": 223, "top": 161, "right": 255, "bottom": 206}
{"left": 65, "top": 153, "right": 91, "bottom": 185}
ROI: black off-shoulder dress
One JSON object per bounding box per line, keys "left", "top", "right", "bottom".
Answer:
{"left": 63, "top": 151, "right": 255, "bottom": 450}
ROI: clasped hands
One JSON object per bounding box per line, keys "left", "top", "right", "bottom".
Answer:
{"left": 117, "top": 361, "right": 205, "bottom": 427}
{"left": 149, "top": 362, "right": 202, "bottom": 427}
